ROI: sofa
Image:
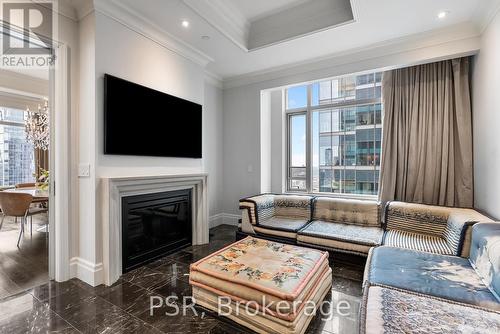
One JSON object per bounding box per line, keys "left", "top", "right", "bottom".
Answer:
{"left": 384, "top": 201, "right": 492, "bottom": 257}
{"left": 238, "top": 194, "right": 499, "bottom": 332}
{"left": 361, "top": 223, "right": 500, "bottom": 332}
{"left": 239, "top": 194, "right": 491, "bottom": 257}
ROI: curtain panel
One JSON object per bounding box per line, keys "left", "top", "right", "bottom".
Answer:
{"left": 379, "top": 57, "right": 473, "bottom": 207}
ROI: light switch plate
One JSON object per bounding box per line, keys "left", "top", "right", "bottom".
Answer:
{"left": 78, "top": 163, "right": 90, "bottom": 177}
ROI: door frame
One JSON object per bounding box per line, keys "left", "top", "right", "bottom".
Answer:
{"left": 49, "top": 43, "right": 71, "bottom": 282}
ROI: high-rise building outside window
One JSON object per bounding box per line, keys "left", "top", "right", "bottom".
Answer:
{"left": 0, "top": 107, "right": 36, "bottom": 186}
{"left": 286, "top": 72, "right": 382, "bottom": 196}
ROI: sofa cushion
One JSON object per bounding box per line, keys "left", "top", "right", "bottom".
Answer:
{"left": 384, "top": 201, "right": 450, "bottom": 236}
{"left": 361, "top": 284, "right": 500, "bottom": 334}
{"left": 312, "top": 197, "right": 380, "bottom": 227}
{"left": 297, "top": 220, "right": 383, "bottom": 255}
{"left": 383, "top": 229, "right": 454, "bottom": 255}
{"left": 259, "top": 216, "right": 310, "bottom": 232}
{"left": 274, "top": 195, "right": 312, "bottom": 220}
{"left": 469, "top": 223, "right": 500, "bottom": 299}
{"left": 253, "top": 217, "right": 310, "bottom": 240}
{"left": 300, "top": 220, "right": 383, "bottom": 246}
{"left": 367, "top": 246, "right": 500, "bottom": 310}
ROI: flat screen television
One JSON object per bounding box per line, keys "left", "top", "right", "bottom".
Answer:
{"left": 104, "top": 74, "right": 202, "bottom": 158}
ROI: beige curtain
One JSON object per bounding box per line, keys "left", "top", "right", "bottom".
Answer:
{"left": 379, "top": 57, "right": 473, "bottom": 207}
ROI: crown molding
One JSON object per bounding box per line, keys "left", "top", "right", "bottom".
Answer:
{"left": 204, "top": 70, "right": 223, "bottom": 89}
{"left": 94, "top": 0, "right": 213, "bottom": 68}
{"left": 222, "top": 22, "right": 481, "bottom": 89}
{"left": 183, "top": 0, "right": 249, "bottom": 52}
{"left": 472, "top": 0, "right": 500, "bottom": 33}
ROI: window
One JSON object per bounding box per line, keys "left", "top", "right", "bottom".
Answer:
{"left": 0, "top": 107, "right": 35, "bottom": 186}
{"left": 286, "top": 72, "right": 382, "bottom": 196}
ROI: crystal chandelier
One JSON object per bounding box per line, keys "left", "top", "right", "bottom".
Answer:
{"left": 25, "top": 100, "right": 50, "bottom": 151}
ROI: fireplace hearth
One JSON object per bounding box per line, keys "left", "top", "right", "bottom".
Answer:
{"left": 122, "top": 189, "right": 192, "bottom": 272}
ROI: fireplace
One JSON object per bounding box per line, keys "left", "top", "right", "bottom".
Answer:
{"left": 121, "top": 189, "right": 192, "bottom": 272}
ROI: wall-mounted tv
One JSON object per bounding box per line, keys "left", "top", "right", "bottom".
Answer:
{"left": 104, "top": 74, "right": 202, "bottom": 158}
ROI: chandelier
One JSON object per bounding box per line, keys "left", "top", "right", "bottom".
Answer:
{"left": 25, "top": 100, "right": 50, "bottom": 151}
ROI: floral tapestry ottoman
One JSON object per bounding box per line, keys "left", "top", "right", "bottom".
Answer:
{"left": 189, "top": 237, "right": 332, "bottom": 334}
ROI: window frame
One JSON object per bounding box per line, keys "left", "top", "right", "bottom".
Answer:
{"left": 285, "top": 77, "right": 382, "bottom": 199}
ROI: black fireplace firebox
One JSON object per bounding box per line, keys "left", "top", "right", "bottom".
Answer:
{"left": 122, "top": 189, "right": 192, "bottom": 272}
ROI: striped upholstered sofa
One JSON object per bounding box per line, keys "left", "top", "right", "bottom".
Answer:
{"left": 239, "top": 194, "right": 492, "bottom": 257}
{"left": 384, "top": 201, "right": 492, "bottom": 257}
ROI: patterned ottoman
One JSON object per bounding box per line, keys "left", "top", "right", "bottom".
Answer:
{"left": 189, "top": 237, "right": 332, "bottom": 334}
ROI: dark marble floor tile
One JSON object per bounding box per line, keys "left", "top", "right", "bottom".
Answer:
{"left": 44, "top": 283, "right": 96, "bottom": 316}
{"left": 331, "top": 263, "right": 365, "bottom": 282}
{"left": 135, "top": 300, "right": 219, "bottom": 334}
{"left": 166, "top": 250, "right": 201, "bottom": 265}
{"left": 0, "top": 291, "right": 78, "bottom": 334}
{"left": 153, "top": 261, "right": 191, "bottom": 283}
{"left": 30, "top": 280, "right": 80, "bottom": 302}
{"left": 145, "top": 256, "right": 175, "bottom": 270}
{"left": 47, "top": 292, "right": 156, "bottom": 333}
{"left": 97, "top": 280, "right": 154, "bottom": 317}
{"left": 121, "top": 266, "right": 173, "bottom": 292}
{"left": 331, "top": 277, "right": 363, "bottom": 297}
{"left": 1, "top": 224, "right": 365, "bottom": 333}
{"left": 151, "top": 277, "right": 192, "bottom": 300}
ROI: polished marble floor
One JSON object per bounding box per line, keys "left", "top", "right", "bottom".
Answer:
{"left": 0, "top": 214, "right": 49, "bottom": 299}
{"left": 0, "top": 224, "right": 365, "bottom": 334}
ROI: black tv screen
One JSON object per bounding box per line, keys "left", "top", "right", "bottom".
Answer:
{"left": 104, "top": 74, "right": 202, "bottom": 158}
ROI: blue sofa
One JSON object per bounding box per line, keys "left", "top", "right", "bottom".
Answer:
{"left": 361, "top": 223, "right": 500, "bottom": 333}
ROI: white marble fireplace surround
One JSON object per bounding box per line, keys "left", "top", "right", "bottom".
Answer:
{"left": 101, "top": 173, "right": 209, "bottom": 286}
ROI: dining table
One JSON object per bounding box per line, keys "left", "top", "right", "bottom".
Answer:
{"left": 3, "top": 187, "right": 49, "bottom": 203}
{"left": 3, "top": 187, "right": 49, "bottom": 232}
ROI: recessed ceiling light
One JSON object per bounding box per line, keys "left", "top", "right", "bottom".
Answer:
{"left": 181, "top": 20, "right": 189, "bottom": 28}
{"left": 438, "top": 11, "right": 448, "bottom": 19}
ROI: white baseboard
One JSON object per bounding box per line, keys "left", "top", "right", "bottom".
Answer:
{"left": 70, "top": 257, "right": 104, "bottom": 286}
{"left": 209, "top": 213, "right": 240, "bottom": 228}
{"left": 209, "top": 213, "right": 224, "bottom": 228}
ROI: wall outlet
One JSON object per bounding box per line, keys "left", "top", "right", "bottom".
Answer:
{"left": 78, "top": 163, "right": 90, "bottom": 177}
{"left": 247, "top": 165, "right": 253, "bottom": 173}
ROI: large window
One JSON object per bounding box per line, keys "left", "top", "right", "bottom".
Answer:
{"left": 0, "top": 107, "right": 35, "bottom": 186}
{"left": 286, "top": 72, "right": 382, "bottom": 196}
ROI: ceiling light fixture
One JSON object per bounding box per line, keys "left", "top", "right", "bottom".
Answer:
{"left": 181, "top": 20, "right": 189, "bottom": 28}
{"left": 438, "top": 11, "right": 448, "bottom": 19}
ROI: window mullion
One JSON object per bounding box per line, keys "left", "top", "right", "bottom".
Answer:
{"left": 306, "top": 85, "right": 312, "bottom": 193}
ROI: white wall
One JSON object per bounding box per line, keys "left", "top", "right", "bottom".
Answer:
{"left": 204, "top": 80, "right": 225, "bottom": 226}
{"left": 472, "top": 11, "right": 500, "bottom": 219}
{"left": 72, "top": 12, "right": 226, "bottom": 285}
{"left": 77, "top": 12, "right": 99, "bottom": 282}
{"left": 222, "top": 35, "right": 481, "bottom": 216}
{"left": 270, "top": 90, "right": 285, "bottom": 193}
{"left": 95, "top": 12, "right": 204, "bottom": 178}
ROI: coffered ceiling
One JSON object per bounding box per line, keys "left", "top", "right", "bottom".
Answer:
{"left": 95, "top": 0, "right": 500, "bottom": 83}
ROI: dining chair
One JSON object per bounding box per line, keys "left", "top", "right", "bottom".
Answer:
{"left": 15, "top": 183, "right": 36, "bottom": 189}
{"left": 0, "top": 192, "right": 33, "bottom": 247}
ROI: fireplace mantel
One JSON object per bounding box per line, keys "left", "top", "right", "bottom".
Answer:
{"left": 100, "top": 173, "right": 209, "bottom": 285}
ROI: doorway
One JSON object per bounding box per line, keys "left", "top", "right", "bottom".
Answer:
{"left": 0, "top": 67, "right": 51, "bottom": 298}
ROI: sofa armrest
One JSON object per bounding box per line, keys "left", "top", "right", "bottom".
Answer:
{"left": 239, "top": 194, "right": 275, "bottom": 225}
{"left": 444, "top": 210, "right": 493, "bottom": 257}
{"left": 384, "top": 201, "right": 450, "bottom": 236}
